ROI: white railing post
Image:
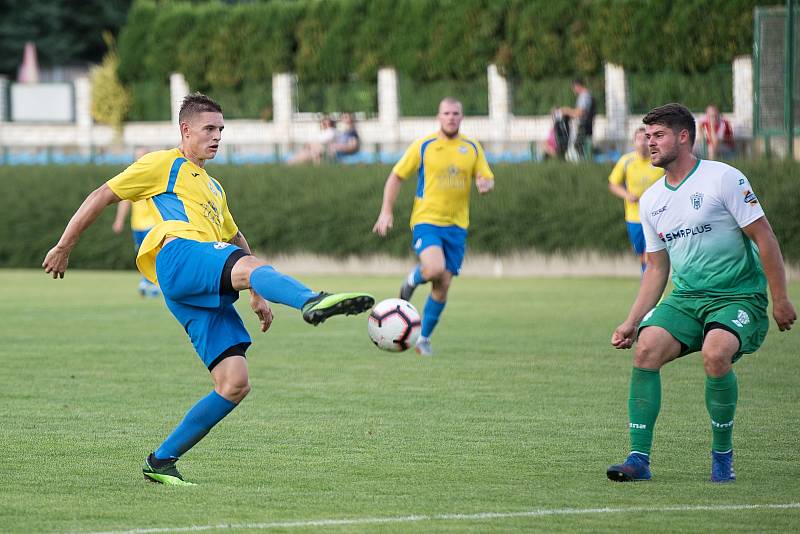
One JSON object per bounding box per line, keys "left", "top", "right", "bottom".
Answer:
{"left": 74, "top": 76, "right": 92, "bottom": 155}
{"left": 378, "top": 67, "right": 399, "bottom": 150}
{"left": 604, "top": 62, "right": 628, "bottom": 148}
{"left": 272, "top": 72, "right": 297, "bottom": 155}
{"left": 733, "top": 55, "right": 753, "bottom": 140}
{"left": 170, "top": 73, "right": 190, "bottom": 127}
{"left": 488, "top": 64, "right": 510, "bottom": 151}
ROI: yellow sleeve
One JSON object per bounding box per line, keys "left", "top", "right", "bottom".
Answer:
{"left": 106, "top": 152, "right": 167, "bottom": 201}
{"left": 391, "top": 140, "right": 423, "bottom": 180}
{"left": 608, "top": 155, "right": 628, "bottom": 186}
{"left": 473, "top": 141, "right": 494, "bottom": 180}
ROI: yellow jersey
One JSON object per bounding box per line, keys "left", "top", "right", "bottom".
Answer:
{"left": 129, "top": 199, "right": 157, "bottom": 231}
{"left": 608, "top": 151, "right": 663, "bottom": 223}
{"left": 393, "top": 133, "right": 493, "bottom": 229}
{"left": 106, "top": 148, "right": 239, "bottom": 284}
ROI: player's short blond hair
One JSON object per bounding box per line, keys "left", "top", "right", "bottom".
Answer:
{"left": 438, "top": 96, "right": 463, "bottom": 112}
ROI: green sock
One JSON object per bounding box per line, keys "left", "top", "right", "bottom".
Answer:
{"left": 628, "top": 367, "right": 661, "bottom": 455}
{"left": 705, "top": 370, "right": 738, "bottom": 452}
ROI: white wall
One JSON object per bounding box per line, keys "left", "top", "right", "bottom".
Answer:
{"left": 0, "top": 60, "right": 753, "bottom": 155}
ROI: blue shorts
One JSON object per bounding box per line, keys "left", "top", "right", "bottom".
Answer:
{"left": 156, "top": 238, "right": 251, "bottom": 369}
{"left": 412, "top": 224, "right": 468, "bottom": 275}
{"left": 626, "top": 222, "right": 646, "bottom": 256}
{"left": 132, "top": 229, "right": 150, "bottom": 253}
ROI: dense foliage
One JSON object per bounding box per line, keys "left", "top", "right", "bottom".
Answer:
{"left": 0, "top": 0, "right": 132, "bottom": 77}
{"left": 113, "top": 0, "right": 778, "bottom": 118}
{"left": 5, "top": 161, "right": 799, "bottom": 270}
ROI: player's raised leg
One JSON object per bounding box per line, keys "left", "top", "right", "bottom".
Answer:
{"left": 230, "top": 255, "right": 374, "bottom": 325}
{"left": 608, "top": 325, "right": 681, "bottom": 482}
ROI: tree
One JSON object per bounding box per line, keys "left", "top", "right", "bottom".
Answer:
{"left": 0, "top": 0, "right": 132, "bottom": 78}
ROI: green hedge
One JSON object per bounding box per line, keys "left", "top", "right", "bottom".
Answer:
{"left": 117, "top": 0, "right": 779, "bottom": 120}
{"left": 511, "top": 75, "right": 606, "bottom": 116}
{"left": 628, "top": 66, "right": 734, "bottom": 114}
{"left": 4, "top": 161, "right": 800, "bottom": 271}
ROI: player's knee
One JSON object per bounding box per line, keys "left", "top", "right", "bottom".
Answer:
{"left": 217, "top": 379, "right": 251, "bottom": 403}
{"left": 422, "top": 264, "right": 445, "bottom": 281}
{"left": 229, "top": 255, "right": 269, "bottom": 291}
{"left": 702, "top": 350, "right": 732, "bottom": 377}
{"left": 634, "top": 335, "right": 665, "bottom": 369}
{"left": 240, "top": 256, "right": 269, "bottom": 277}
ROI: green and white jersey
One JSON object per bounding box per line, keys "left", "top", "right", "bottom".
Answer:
{"left": 639, "top": 159, "right": 766, "bottom": 297}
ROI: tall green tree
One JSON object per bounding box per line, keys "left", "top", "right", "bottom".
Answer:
{"left": 0, "top": 0, "right": 132, "bottom": 78}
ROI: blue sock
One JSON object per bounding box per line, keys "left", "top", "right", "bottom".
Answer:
{"left": 421, "top": 295, "right": 446, "bottom": 338}
{"left": 250, "top": 265, "right": 318, "bottom": 309}
{"left": 154, "top": 390, "right": 237, "bottom": 460}
{"left": 411, "top": 265, "right": 426, "bottom": 286}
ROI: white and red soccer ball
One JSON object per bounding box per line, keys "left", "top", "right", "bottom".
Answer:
{"left": 367, "top": 298, "right": 421, "bottom": 352}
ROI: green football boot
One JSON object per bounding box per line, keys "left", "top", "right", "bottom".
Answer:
{"left": 302, "top": 292, "right": 375, "bottom": 326}
{"left": 142, "top": 454, "right": 196, "bottom": 486}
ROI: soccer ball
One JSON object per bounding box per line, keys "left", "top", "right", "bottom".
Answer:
{"left": 367, "top": 298, "right": 422, "bottom": 352}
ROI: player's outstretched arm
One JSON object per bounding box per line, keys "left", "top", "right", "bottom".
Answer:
{"left": 372, "top": 172, "right": 403, "bottom": 237}
{"left": 43, "top": 184, "right": 121, "bottom": 279}
{"left": 743, "top": 217, "right": 797, "bottom": 331}
{"left": 611, "top": 250, "right": 670, "bottom": 349}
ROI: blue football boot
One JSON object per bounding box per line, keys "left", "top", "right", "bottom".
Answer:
{"left": 711, "top": 450, "right": 735, "bottom": 483}
{"left": 607, "top": 452, "right": 652, "bottom": 482}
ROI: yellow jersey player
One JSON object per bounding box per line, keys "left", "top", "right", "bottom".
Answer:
{"left": 112, "top": 198, "right": 161, "bottom": 297}
{"left": 43, "top": 93, "right": 374, "bottom": 485}
{"left": 608, "top": 126, "right": 664, "bottom": 271}
{"left": 372, "top": 97, "right": 494, "bottom": 356}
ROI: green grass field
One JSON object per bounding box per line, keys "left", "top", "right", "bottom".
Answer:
{"left": 2, "top": 270, "right": 799, "bottom": 533}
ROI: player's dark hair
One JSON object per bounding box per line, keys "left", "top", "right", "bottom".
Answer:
{"left": 572, "top": 77, "right": 585, "bottom": 87}
{"left": 643, "top": 103, "right": 696, "bottom": 146}
{"left": 179, "top": 92, "right": 222, "bottom": 124}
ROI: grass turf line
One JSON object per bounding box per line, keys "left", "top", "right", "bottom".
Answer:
{"left": 1, "top": 270, "right": 798, "bottom": 533}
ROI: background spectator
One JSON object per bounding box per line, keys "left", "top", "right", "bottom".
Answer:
{"left": 287, "top": 115, "right": 337, "bottom": 165}
{"left": 698, "top": 104, "right": 734, "bottom": 160}
{"left": 329, "top": 112, "right": 360, "bottom": 160}
{"left": 560, "top": 78, "right": 596, "bottom": 161}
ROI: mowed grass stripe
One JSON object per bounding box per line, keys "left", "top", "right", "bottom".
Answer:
{"left": 2, "top": 270, "right": 799, "bottom": 534}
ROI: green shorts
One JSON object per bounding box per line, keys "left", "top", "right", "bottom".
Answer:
{"left": 638, "top": 292, "right": 769, "bottom": 361}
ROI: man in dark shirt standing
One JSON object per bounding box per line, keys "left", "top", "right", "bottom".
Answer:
{"left": 561, "top": 78, "right": 596, "bottom": 160}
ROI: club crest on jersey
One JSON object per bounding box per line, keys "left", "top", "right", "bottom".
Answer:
{"left": 458, "top": 145, "right": 468, "bottom": 154}
{"left": 732, "top": 309, "right": 750, "bottom": 328}
{"left": 743, "top": 190, "right": 758, "bottom": 206}
{"left": 690, "top": 192, "right": 703, "bottom": 210}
